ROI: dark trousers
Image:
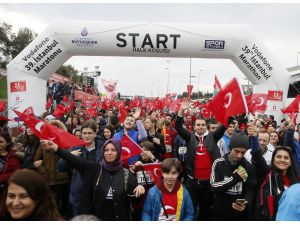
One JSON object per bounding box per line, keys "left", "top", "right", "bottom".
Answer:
{"left": 49, "top": 183, "right": 69, "bottom": 219}
{"left": 185, "top": 177, "right": 213, "bottom": 221}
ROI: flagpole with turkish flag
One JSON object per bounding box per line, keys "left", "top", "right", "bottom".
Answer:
{"left": 281, "top": 94, "right": 300, "bottom": 124}
{"left": 207, "top": 78, "right": 248, "bottom": 127}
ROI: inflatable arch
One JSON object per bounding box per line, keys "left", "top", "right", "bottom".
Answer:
{"left": 7, "top": 21, "right": 289, "bottom": 121}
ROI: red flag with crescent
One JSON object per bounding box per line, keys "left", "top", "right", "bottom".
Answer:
{"left": 120, "top": 134, "right": 143, "bottom": 164}
{"left": 13, "top": 110, "right": 44, "bottom": 138}
{"left": 245, "top": 93, "right": 268, "bottom": 114}
{"left": 0, "top": 101, "right": 6, "bottom": 112}
{"left": 40, "top": 123, "right": 86, "bottom": 149}
{"left": 142, "top": 163, "right": 162, "bottom": 184}
{"left": 23, "top": 106, "right": 35, "bottom": 116}
{"left": 207, "top": 78, "right": 248, "bottom": 127}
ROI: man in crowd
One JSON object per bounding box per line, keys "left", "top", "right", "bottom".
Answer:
{"left": 218, "top": 120, "right": 236, "bottom": 156}
{"left": 175, "top": 102, "right": 226, "bottom": 220}
{"left": 245, "top": 130, "right": 273, "bottom": 165}
{"left": 210, "top": 133, "right": 256, "bottom": 220}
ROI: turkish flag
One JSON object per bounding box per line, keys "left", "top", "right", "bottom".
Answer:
{"left": 200, "top": 103, "right": 212, "bottom": 119}
{"left": 162, "top": 97, "right": 173, "bottom": 108}
{"left": 0, "top": 101, "right": 6, "bottom": 112}
{"left": 207, "top": 78, "right": 248, "bottom": 127}
{"left": 101, "top": 98, "right": 110, "bottom": 110}
{"left": 13, "top": 110, "right": 44, "bottom": 138}
{"left": 169, "top": 99, "right": 182, "bottom": 112}
{"left": 153, "top": 98, "right": 163, "bottom": 110}
{"left": 142, "top": 163, "right": 162, "bottom": 184}
{"left": 62, "top": 95, "right": 69, "bottom": 103}
{"left": 23, "top": 106, "right": 35, "bottom": 116}
{"left": 85, "top": 107, "right": 98, "bottom": 117}
{"left": 52, "top": 104, "right": 65, "bottom": 117}
{"left": 0, "top": 116, "right": 11, "bottom": 121}
{"left": 45, "top": 97, "right": 53, "bottom": 109}
{"left": 213, "top": 75, "right": 222, "bottom": 96}
{"left": 120, "top": 134, "right": 143, "bottom": 163}
{"left": 281, "top": 94, "right": 300, "bottom": 113}
{"left": 40, "top": 123, "right": 86, "bottom": 149}
{"left": 245, "top": 93, "right": 268, "bottom": 114}
{"left": 187, "top": 84, "right": 193, "bottom": 98}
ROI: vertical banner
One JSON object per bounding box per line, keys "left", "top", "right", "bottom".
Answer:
{"left": 187, "top": 84, "right": 193, "bottom": 99}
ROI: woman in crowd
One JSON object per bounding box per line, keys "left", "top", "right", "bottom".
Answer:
{"left": 102, "top": 125, "right": 114, "bottom": 140}
{"left": 34, "top": 120, "right": 69, "bottom": 217}
{"left": 250, "top": 131, "right": 299, "bottom": 221}
{"left": 0, "top": 169, "right": 60, "bottom": 220}
{"left": 42, "top": 138, "right": 145, "bottom": 220}
{"left": 0, "top": 128, "right": 20, "bottom": 202}
{"left": 15, "top": 127, "right": 40, "bottom": 169}
{"left": 268, "top": 131, "right": 280, "bottom": 152}
{"left": 142, "top": 158, "right": 194, "bottom": 221}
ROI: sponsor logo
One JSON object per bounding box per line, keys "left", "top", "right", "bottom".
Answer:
{"left": 205, "top": 40, "right": 225, "bottom": 49}
{"left": 71, "top": 27, "right": 98, "bottom": 47}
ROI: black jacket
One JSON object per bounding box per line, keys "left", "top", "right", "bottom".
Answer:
{"left": 210, "top": 155, "right": 256, "bottom": 220}
{"left": 175, "top": 116, "right": 225, "bottom": 178}
{"left": 146, "top": 131, "right": 166, "bottom": 160}
{"left": 56, "top": 149, "right": 138, "bottom": 220}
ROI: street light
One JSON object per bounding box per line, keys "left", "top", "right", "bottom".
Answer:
{"left": 164, "top": 67, "right": 170, "bottom": 95}
{"left": 297, "top": 52, "right": 300, "bottom": 67}
{"left": 198, "top": 70, "right": 203, "bottom": 99}
{"left": 189, "top": 58, "right": 196, "bottom": 84}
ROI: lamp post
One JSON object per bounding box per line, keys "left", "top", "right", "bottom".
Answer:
{"left": 198, "top": 69, "right": 203, "bottom": 99}
{"left": 297, "top": 52, "right": 300, "bottom": 67}
{"left": 164, "top": 67, "right": 170, "bottom": 95}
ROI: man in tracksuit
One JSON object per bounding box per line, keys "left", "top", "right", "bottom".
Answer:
{"left": 210, "top": 133, "right": 256, "bottom": 220}
{"left": 175, "top": 102, "right": 226, "bottom": 220}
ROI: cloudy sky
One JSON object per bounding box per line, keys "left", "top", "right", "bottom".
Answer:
{"left": 1, "top": 3, "right": 300, "bottom": 97}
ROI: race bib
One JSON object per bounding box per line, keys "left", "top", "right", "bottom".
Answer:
{"left": 166, "top": 145, "right": 172, "bottom": 153}
{"left": 178, "top": 147, "right": 187, "bottom": 155}
{"left": 136, "top": 171, "right": 152, "bottom": 185}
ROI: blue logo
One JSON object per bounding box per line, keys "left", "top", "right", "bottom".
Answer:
{"left": 205, "top": 40, "right": 225, "bottom": 49}
{"left": 81, "top": 27, "right": 88, "bottom": 36}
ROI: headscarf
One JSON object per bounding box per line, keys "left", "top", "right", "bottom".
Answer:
{"left": 101, "top": 139, "right": 122, "bottom": 172}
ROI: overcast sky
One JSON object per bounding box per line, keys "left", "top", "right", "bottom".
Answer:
{"left": 1, "top": 3, "right": 300, "bottom": 97}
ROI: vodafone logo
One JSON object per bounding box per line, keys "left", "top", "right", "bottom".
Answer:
{"left": 273, "top": 105, "right": 277, "bottom": 110}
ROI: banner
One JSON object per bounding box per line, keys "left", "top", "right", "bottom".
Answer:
{"left": 73, "top": 90, "right": 100, "bottom": 103}
{"left": 268, "top": 90, "right": 283, "bottom": 101}
{"left": 187, "top": 84, "right": 193, "bottom": 98}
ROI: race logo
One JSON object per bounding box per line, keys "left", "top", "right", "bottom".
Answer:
{"left": 116, "top": 32, "right": 181, "bottom": 54}
{"left": 205, "top": 40, "right": 225, "bottom": 49}
{"left": 71, "top": 27, "right": 98, "bottom": 47}
{"left": 10, "top": 81, "right": 26, "bottom": 93}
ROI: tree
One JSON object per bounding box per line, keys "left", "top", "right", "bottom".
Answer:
{"left": 10, "top": 27, "right": 37, "bottom": 59}
{"left": 0, "top": 22, "right": 13, "bottom": 68}
{"left": 56, "top": 64, "right": 82, "bottom": 83}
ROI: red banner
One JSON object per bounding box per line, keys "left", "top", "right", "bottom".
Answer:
{"left": 268, "top": 90, "right": 283, "bottom": 101}
{"left": 187, "top": 84, "right": 193, "bottom": 98}
{"left": 74, "top": 90, "right": 100, "bottom": 103}
{"left": 10, "top": 81, "right": 26, "bottom": 93}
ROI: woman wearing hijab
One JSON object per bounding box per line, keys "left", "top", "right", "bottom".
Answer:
{"left": 41, "top": 138, "right": 145, "bottom": 221}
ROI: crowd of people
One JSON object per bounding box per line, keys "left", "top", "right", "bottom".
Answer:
{"left": 0, "top": 94, "right": 300, "bottom": 221}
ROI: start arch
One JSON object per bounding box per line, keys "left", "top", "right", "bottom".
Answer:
{"left": 7, "top": 21, "right": 289, "bottom": 121}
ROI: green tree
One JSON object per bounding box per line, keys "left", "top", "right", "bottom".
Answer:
{"left": 56, "top": 64, "right": 82, "bottom": 83}
{"left": 10, "top": 27, "right": 37, "bottom": 59}
{"left": 0, "top": 22, "right": 13, "bottom": 68}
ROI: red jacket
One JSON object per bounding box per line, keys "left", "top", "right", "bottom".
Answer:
{"left": 0, "top": 149, "right": 20, "bottom": 184}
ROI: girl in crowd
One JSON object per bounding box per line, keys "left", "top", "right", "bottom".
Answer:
{"left": 0, "top": 128, "right": 20, "bottom": 202}
{"left": 15, "top": 127, "right": 40, "bottom": 169}
{"left": 102, "top": 125, "right": 114, "bottom": 140}
{"left": 142, "top": 158, "right": 194, "bottom": 221}
{"left": 0, "top": 169, "right": 60, "bottom": 220}
{"left": 249, "top": 127, "right": 299, "bottom": 221}
{"left": 42, "top": 138, "right": 145, "bottom": 220}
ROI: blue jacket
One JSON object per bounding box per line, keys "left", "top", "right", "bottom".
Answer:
{"left": 276, "top": 183, "right": 300, "bottom": 221}
{"left": 142, "top": 184, "right": 194, "bottom": 221}
{"left": 57, "top": 137, "right": 104, "bottom": 208}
